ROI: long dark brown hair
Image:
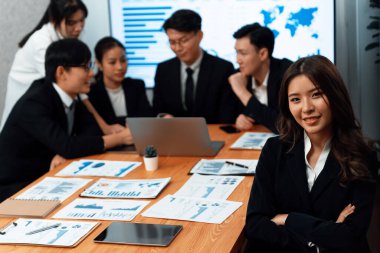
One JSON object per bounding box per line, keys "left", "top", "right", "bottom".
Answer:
{"left": 18, "top": 0, "right": 87, "bottom": 48}
{"left": 277, "top": 55, "right": 373, "bottom": 184}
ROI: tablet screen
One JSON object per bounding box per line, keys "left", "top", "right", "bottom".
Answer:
{"left": 94, "top": 222, "right": 182, "bottom": 247}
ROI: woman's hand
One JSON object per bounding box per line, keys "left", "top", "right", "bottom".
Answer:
{"left": 271, "top": 214, "right": 288, "bottom": 226}
{"left": 49, "top": 154, "right": 66, "bottom": 171}
{"left": 336, "top": 204, "right": 355, "bottom": 223}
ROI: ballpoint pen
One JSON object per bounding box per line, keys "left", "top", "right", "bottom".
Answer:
{"left": 225, "top": 161, "right": 249, "bottom": 169}
{"left": 25, "top": 223, "right": 61, "bottom": 235}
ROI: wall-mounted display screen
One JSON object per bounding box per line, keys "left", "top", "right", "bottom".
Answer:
{"left": 109, "top": 0, "right": 335, "bottom": 87}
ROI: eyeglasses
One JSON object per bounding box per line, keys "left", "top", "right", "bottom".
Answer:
{"left": 64, "top": 61, "right": 93, "bottom": 72}
{"left": 168, "top": 32, "right": 197, "bottom": 48}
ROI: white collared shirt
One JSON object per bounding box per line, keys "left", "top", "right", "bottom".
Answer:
{"left": 180, "top": 51, "right": 204, "bottom": 108}
{"left": 105, "top": 86, "right": 127, "bottom": 117}
{"left": 304, "top": 132, "right": 331, "bottom": 191}
{"left": 52, "top": 82, "right": 75, "bottom": 114}
{"left": 251, "top": 71, "right": 269, "bottom": 106}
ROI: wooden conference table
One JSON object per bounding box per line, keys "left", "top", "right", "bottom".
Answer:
{"left": 0, "top": 124, "right": 269, "bottom": 253}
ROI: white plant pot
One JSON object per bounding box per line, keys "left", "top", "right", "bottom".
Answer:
{"left": 143, "top": 156, "right": 158, "bottom": 171}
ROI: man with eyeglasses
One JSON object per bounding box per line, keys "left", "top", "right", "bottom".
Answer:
{"left": 0, "top": 39, "right": 134, "bottom": 202}
{"left": 153, "top": 9, "right": 238, "bottom": 123}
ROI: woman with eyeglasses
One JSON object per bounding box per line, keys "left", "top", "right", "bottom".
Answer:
{"left": 1, "top": 0, "right": 124, "bottom": 135}
{"left": 88, "top": 36, "right": 153, "bottom": 129}
{"left": 244, "top": 55, "right": 377, "bottom": 253}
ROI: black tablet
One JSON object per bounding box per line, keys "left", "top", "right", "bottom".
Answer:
{"left": 94, "top": 222, "right": 182, "bottom": 247}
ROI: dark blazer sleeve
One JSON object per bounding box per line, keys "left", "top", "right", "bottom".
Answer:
{"left": 17, "top": 93, "right": 104, "bottom": 159}
{"left": 243, "top": 58, "right": 292, "bottom": 133}
{"left": 217, "top": 61, "right": 239, "bottom": 123}
{"left": 125, "top": 78, "right": 154, "bottom": 117}
{"left": 285, "top": 155, "right": 377, "bottom": 250}
{"left": 245, "top": 138, "right": 303, "bottom": 250}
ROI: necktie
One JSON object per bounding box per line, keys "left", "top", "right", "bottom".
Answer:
{"left": 66, "top": 101, "right": 76, "bottom": 135}
{"left": 185, "top": 67, "right": 194, "bottom": 114}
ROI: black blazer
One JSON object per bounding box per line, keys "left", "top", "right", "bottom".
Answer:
{"left": 245, "top": 137, "right": 377, "bottom": 253}
{"left": 153, "top": 51, "right": 238, "bottom": 123}
{"left": 0, "top": 78, "right": 104, "bottom": 201}
{"left": 88, "top": 77, "right": 154, "bottom": 126}
{"left": 243, "top": 57, "right": 292, "bottom": 133}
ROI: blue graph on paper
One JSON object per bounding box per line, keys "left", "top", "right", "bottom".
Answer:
{"left": 48, "top": 229, "right": 69, "bottom": 244}
{"left": 81, "top": 178, "right": 170, "bottom": 198}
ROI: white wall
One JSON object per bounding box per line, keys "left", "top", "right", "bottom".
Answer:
{"left": 81, "top": 0, "right": 109, "bottom": 56}
{"left": 0, "top": 0, "right": 49, "bottom": 121}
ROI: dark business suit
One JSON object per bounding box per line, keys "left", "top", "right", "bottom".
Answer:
{"left": 243, "top": 57, "right": 292, "bottom": 133}
{"left": 245, "top": 137, "right": 377, "bottom": 253}
{"left": 153, "top": 51, "right": 238, "bottom": 123}
{"left": 0, "top": 78, "right": 104, "bottom": 202}
{"left": 89, "top": 77, "right": 154, "bottom": 126}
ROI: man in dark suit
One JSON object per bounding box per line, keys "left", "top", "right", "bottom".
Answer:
{"left": 0, "top": 39, "right": 133, "bottom": 202}
{"left": 229, "top": 23, "right": 292, "bottom": 133}
{"left": 153, "top": 9, "right": 238, "bottom": 124}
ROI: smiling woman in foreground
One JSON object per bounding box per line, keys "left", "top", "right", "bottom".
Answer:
{"left": 245, "top": 55, "right": 377, "bottom": 253}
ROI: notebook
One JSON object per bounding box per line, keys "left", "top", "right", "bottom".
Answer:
{"left": 0, "top": 199, "right": 60, "bottom": 218}
{"left": 127, "top": 117, "right": 225, "bottom": 156}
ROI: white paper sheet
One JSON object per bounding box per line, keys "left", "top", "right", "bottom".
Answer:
{"left": 190, "top": 159, "right": 258, "bottom": 175}
{"left": 0, "top": 218, "right": 98, "bottom": 247}
{"left": 53, "top": 198, "right": 149, "bottom": 221}
{"left": 80, "top": 177, "right": 170, "bottom": 199}
{"left": 230, "top": 132, "right": 276, "bottom": 149}
{"left": 174, "top": 174, "right": 244, "bottom": 200}
{"left": 55, "top": 160, "right": 141, "bottom": 177}
{"left": 142, "top": 195, "right": 242, "bottom": 224}
{"left": 15, "top": 177, "right": 91, "bottom": 202}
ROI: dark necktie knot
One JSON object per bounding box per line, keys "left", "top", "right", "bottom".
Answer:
{"left": 185, "top": 67, "right": 194, "bottom": 114}
{"left": 186, "top": 67, "right": 193, "bottom": 76}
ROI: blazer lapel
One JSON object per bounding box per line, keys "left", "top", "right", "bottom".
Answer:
{"left": 48, "top": 81, "right": 70, "bottom": 133}
{"left": 170, "top": 59, "right": 184, "bottom": 110}
{"left": 123, "top": 79, "right": 133, "bottom": 116}
{"left": 99, "top": 81, "right": 117, "bottom": 119}
{"left": 267, "top": 59, "right": 280, "bottom": 108}
{"left": 194, "top": 52, "right": 210, "bottom": 114}
{"left": 310, "top": 153, "right": 340, "bottom": 201}
{"left": 287, "top": 141, "right": 311, "bottom": 207}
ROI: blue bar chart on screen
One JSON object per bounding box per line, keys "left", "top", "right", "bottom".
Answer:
{"left": 108, "top": 0, "right": 335, "bottom": 88}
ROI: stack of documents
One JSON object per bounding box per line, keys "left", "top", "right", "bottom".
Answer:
{"left": 142, "top": 195, "right": 242, "bottom": 224}
{"left": 142, "top": 174, "right": 244, "bottom": 224}
{"left": 0, "top": 218, "right": 99, "bottom": 247}
{"left": 56, "top": 159, "right": 141, "bottom": 177}
{"left": 230, "top": 132, "right": 276, "bottom": 150}
{"left": 15, "top": 177, "right": 91, "bottom": 202}
{"left": 53, "top": 198, "right": 149, "bottom": 221}
{"left": 190, "top": 159, "right": 258, "bottom": 175}
{"left": 174, "top": 174, "right": 244, "bottom": 199}
{"left": 81, "top": 178, "right": 171, "bottom": 199}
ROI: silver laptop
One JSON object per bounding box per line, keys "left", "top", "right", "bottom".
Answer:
{"left": 127, "top": 117, "right": 224, "bottom": 156}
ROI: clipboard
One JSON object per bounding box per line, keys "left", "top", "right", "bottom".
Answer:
{"left": 0, "top": 218, "right": 100, "bottom": 247}
{"left": 0, "top": 199, "right": 60, "bottom": 218}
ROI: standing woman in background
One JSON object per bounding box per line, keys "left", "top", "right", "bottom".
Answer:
{"left": 88, "top": 36, "right": 153, "bottom": 128}
{"left": 245, "top": 55, "right": 377, "bottom": 253}
{"left": 0, "top": 0, "right": 123, "bottom": 134}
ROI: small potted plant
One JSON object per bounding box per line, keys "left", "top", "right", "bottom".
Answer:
{"left": 143, "top": 145, "right": 158, "bottom": 171}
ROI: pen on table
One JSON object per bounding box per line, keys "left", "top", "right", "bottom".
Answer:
{"left": 225, "top": 161, "right": 249, "bottom": 169}
{"left": 25, "top": 223, "right": 61, "bottom": 235}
